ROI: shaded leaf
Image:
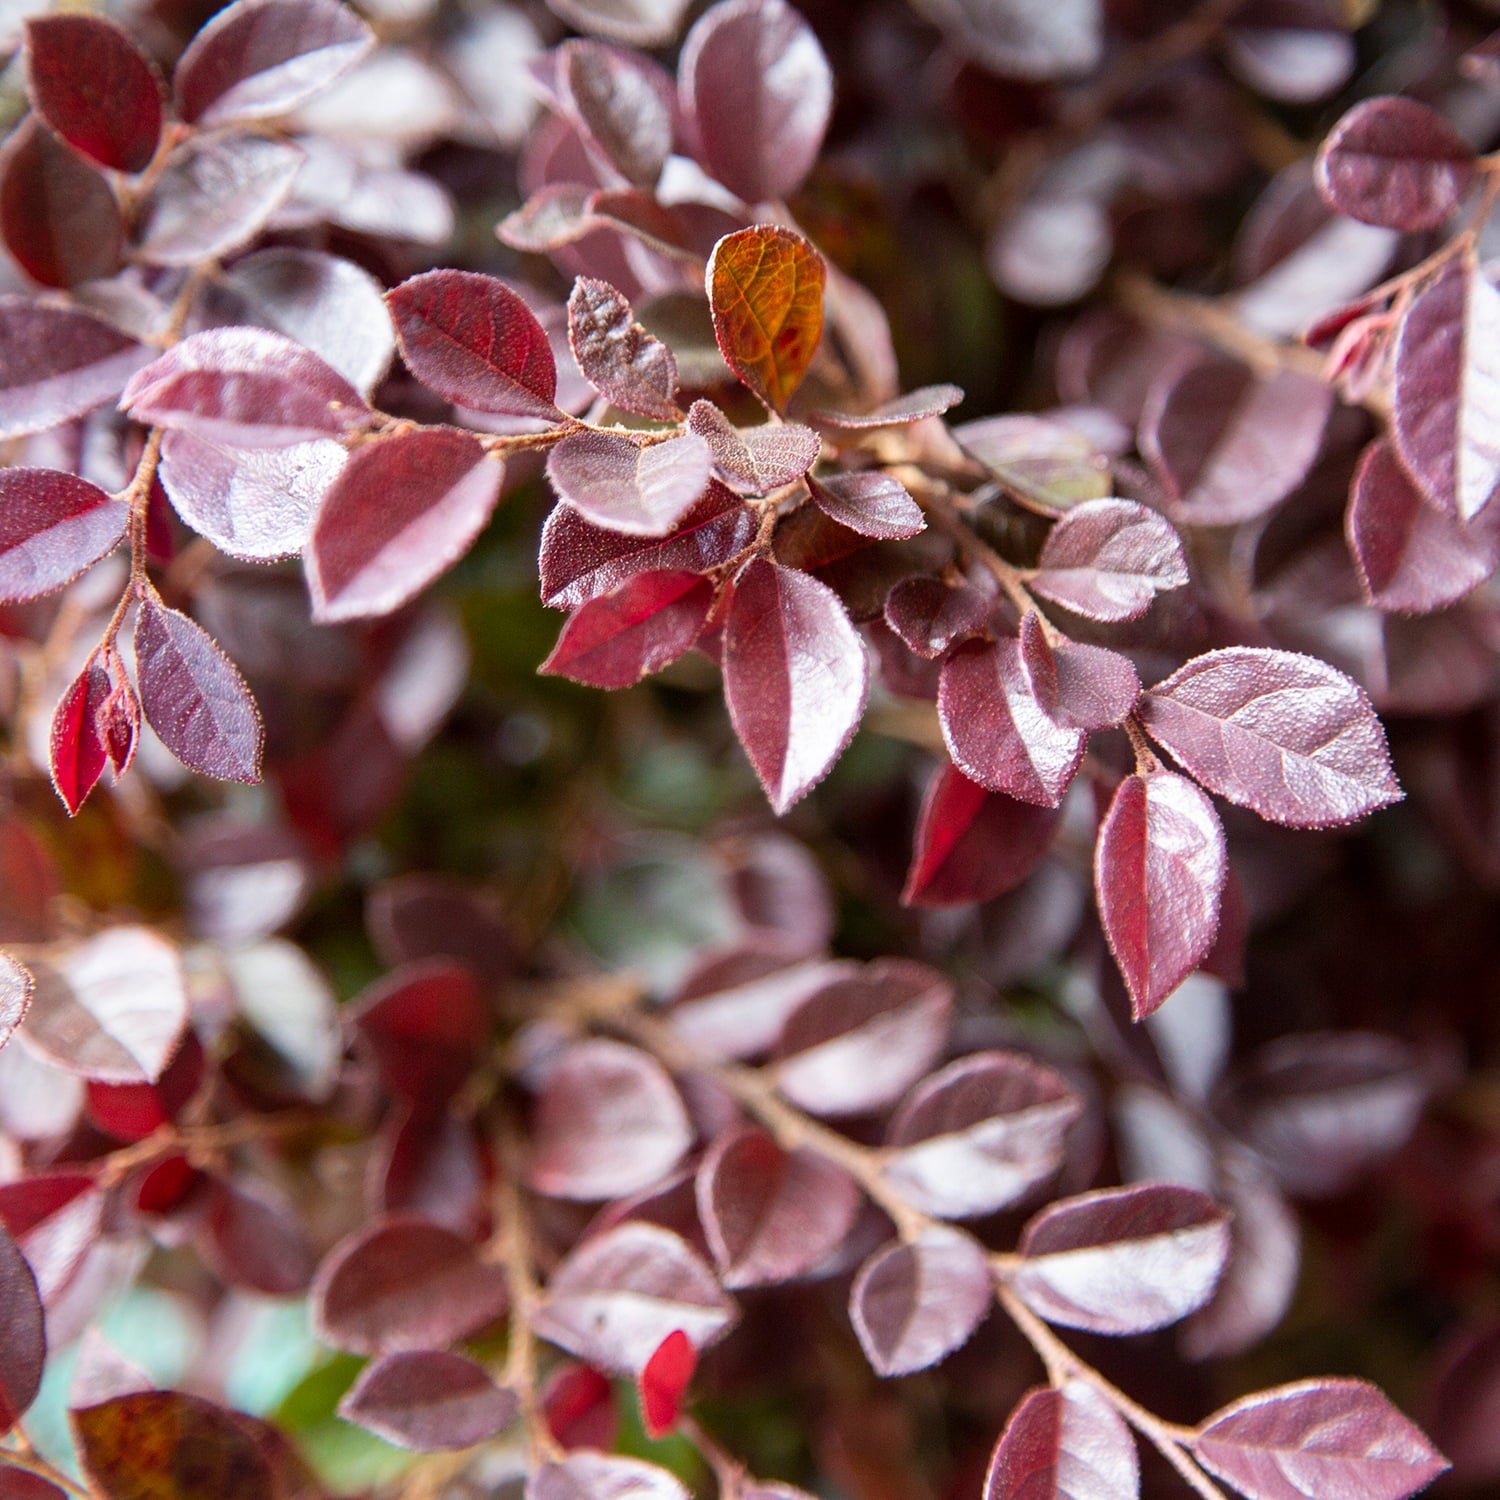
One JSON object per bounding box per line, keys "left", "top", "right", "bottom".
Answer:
{"left": 339, "top": 1351, "right": 515, "bottom": 1452}
{"left": 0, "top": 469, "right": 127, "bottom": 605}
{"left": 546, "top": 430, "right": 712, "bottom": 537}
{"left": 809, "top": 473, "right": 924, "bottom": 538}
{"left": 568, "top": 278, "right": 680, "bottom": 420}
{"left": 0, "top": 1175, "right": 102, "bottom": 1305}
{"left": 668, "top": 953, "right": 857, "bottom": 1062}
{"left": 542, "top": 569, "right": 713, "bottom": 689}
{"left": 1030, "top": 499, "right": 1188, "bottom": 622}
{"left": 956, "top": 413, "right": 1112, "bottom": 513}
{"left": 884, "top": 577, "right": 991, "bottom": 659}
{"left": 922, "top": 0, "right": 1102, "bottom": 79}
{"left": 984, "top": 1381, "right": 1138, "bottom": 1500}
{"left": 527, "top": 1452, "right": 689, "bottom": 1500}
{"left": 0, "top": 1224, "right": 44, "bottom": 1433}
{"left": 351, "top": 960, "right": 489, "bottom": 1110}
{"left": 639, "top": 1331, "right": 694, "bottom": 1438}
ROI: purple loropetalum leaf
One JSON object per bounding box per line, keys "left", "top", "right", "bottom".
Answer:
{"left": 1137, "top": 647, "right": 1401, "bottom": 828}
{"left": 810, "top": 472, "right": 924, "bottom": 538}
{"left": 923, "top": 0, "right": 1102, "bottom": 79}
{"left": 0, "top": 1223, "right": 45, "bottom": 1432}
{"left": 808, "top": 385, "right": 964, "bottom": 429}
{"left": 546, "top": 429, "right": 712, "bottom": 536}
{"left": 884, "top": 577, "right": 992, "bottom": 659}
{"left": 558, "top": 39, "right": 675, "bottom": 191}
{"left": 338, "top": 1351, "right": 516, "bottom": 1452}
{"left": 567, "top": 278, "right": 681, "bottom": 420}
{"left": 1030, "top": 498, "right": 1188, "bottom": 622}
{"left": 984, "top": 1381, "right": 1139, "bottom": 1500}
{"left": 1017, "top": 612, "right": 1139, "bottom": 732}
{"left": 0, "top": 470, "right": 127, "bottom": 604}
{"left": 527, "top": 1452, "right": 689, "bottom": 1500}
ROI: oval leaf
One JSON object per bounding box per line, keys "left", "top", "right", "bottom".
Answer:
{"left": 0, "top": 958, "right": 30, "bottom": 1054}
{"left": 339, "top": 1350, "right": 516, "bottom": 1452}
{"left": 568, "top": 278, "right": 680, "bottom": 420}
{"left": 541, "top": 569, "right": 714, "bottom": 688}
{"left": 809, "top": 473, "right": 924, "bottom": 539}
{"left": 49, "top": 661, "right": 111, "bottom": 817}
{"left": 528, "top": 1452, "right": 689, "bottom": 1500}
{"left": 639, "top": 1331, "right": 695, "bottom": 1438}
{"left": 350, "top": 960, "right": 489, "bottom": 1108}
{"left": 1031, "top": 499, "right": 1188, "bottom": 622}
{"left": 0, "top": 470, "right": 127, "bottom": 605}
{"left": 546, "top": 430, "right": 712, "bottom": 537}
{"left": 0, "top": 1224, "right": 45, "bottom": 1432}
{"left": 984, "top": 1381, "right": 1139, "bottom": 1500}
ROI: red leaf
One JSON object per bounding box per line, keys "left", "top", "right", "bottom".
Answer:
{"left": 639, "top": 1330, "right": 695, "bottom": 1439}
{"left": 983, "top": 1381, "right": 1138, "bottom": 1500}
{"left": 723, "top": 559, "right": 868, "bottom": 814}
{"left": 0, "top": 957, "right": 30, "bottom": 1054}
{"left": 49, "top": 661, "right": 111, "bottom": 817}
{"left": 1138, "top": 647, "right": 1401, "bottom": 827}
{"left": 546, "top": 429, "right": 712, "bottom": 536}
{"left": 567, "top": 277, "right": 680, "bottom": 420}
{"left": 84, "top": 1032, "right": 203, "bottom": 1142}
{"left": 134, "top": 596, "right": 264, "bottom": 782}
{"left": 1095, "top": 771, "right": 1227, "bottom": 1019}
{"left": 0, "top": 1224, "right": 45, "bottom": 1433}
{"left": 195, "top": 1175, "right": 315, "bottom": 1297}
{"left": 1030, "top": 498, "right": 1188, "bottom": 622}
{"left": 306, "top": 427, "right": 504, "bottom": 621}
{"left": 0, "top": 469, "right": 128, "bottom": 605}
{"left": 809, "top": 473, "right": 924, "bottom": 538}
{"left": 542, "top": 1364, "right": 618, "bottom": 1452}
{"left": 559, "top": 39, "right": 675, "bottom": 190}
{"left": 387, "top": 270, "right": 561, "bottom": 420}
{"left": 339, "top": 1351, "right": 516, "bottom": 1452}
{"left": 687, "top": 402, "right": 823, "bottom": 496}
{"left": 24, "top": 15, "right": 163, "bottom": 173}
{"left": 541, "top": 569, "right": 713, "bottom": 688}
{"left": 174, "top": 0, "right": 373, "bottom": 125}
{"left": 0, "top": 1175, "right": 101, "bottom": 1305}
{"left": 528, "top": 1453, "right": 689, "bottom": 1500}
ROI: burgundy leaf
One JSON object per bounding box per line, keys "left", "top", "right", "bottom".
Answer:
{"left": 84, "top": 1031, "right": 202, "bottom": 1142}
{"left": 924, "top": 0, "right": 1101, "bottom": 78}
{"left": 809, "top": 385, "right": 965, "bottom": 429}
{"left": 24, "top": 15, "right": 163, "bottom": 173}
{"left": 546, "top": 430, "right": 712, "bottom": 537}
{"left": 809, "top": 473, "right": 925, "bottom": 539}
{"left": 373, "top": 1109, "right": 486, "bottom": 1238}
{"left": 528, "top": 1452, "right": 689, "bottom": 1500}
{"left": 1011, "top": 1183, "right": 1230, "bottom": 1335}
{"left": 134, "top": 596, "right": 264, "bottom": 782}
{"left": 938, "top": 637, "right": 1085, "bottom": 807}
{"left": 49, "top": 661, "right": 111, "bottom": 817}
{"left": 1095, "top": 771, "right": 1228, "bottom": 1019}
{"left": 1137, "top": 647, "right": 1400, "bottom": 827}
{"left": 884, "top": 577, "right": 991, "bottom": 659}
{"left": 338, "top": 1350, "right": 516, "bottom": 1452}
{"left": 1018, "top": 614, "right": 1139, "bottom": 732}
{"left": 984, "top": 1382, "right": 1139, "bottom": 1500}
{"left": 0, "top": 1224, "right": 44, "bottom": 1432}
{"left": 366, "top": 873, "right": 512, "bottom": 989}
{"left": 98, "top": 679, "right": 140, "bottom": 781}
{"left": 1030, "top": 499, "right": 1188, "bottom": 622}
{"left": 542, "top": 569, "right": 713, "bottom": 689}
{"left": 956, "top": 413, "right": 1111, "bottom": 512}
{"left": 695, "top": 1127, "right": 861, "bottom": 1287}
{"left": 567, "top": 278, "right": 680, "bottom": 420}
{"left": 196, "top": 1176, "right": 315, "bottom": 1297}
{"left": 639, "top": 1330, "right": 694, "bottom": 1438}
{"left": 687, "top": 401, "right": 761, "bottom": 491}
{"left": 388, "top": 270, "right": 561, "bottom": 420}
{"left": 0, "top": 469, "right": 127, "bottom": 605}
{"left": 850, "top": 1228, "right": 991, "bottom": 1376}
{"left": 306, "top": 428, "right": 504, "bottom": 622}
{"left": 542, "top": 1364, "right": 618, "bottom": 1454}
{"left": 1316, "top": 96, "right": 1475, "bottom": 232}
{"left": 533, "top": 1222, "right": 737, "bottom": 1374}
{"left": 679, "top": 0, "right": 832, "bottom": 204}
{"left": 559, "top": 40, "right": 674, "bottom": 190}
{"left": 528, "top": 1039, "right": 692, "bottom": 1201}
{"left": 688, "top": 402, "right": 823, "bottom": 496}
{"left": 883, "top": 1051, "right": 1083, "bottom": 1219}
{"left": 668, "top": 954, "right": 857, "bottom": 1061}
{"left": 174, "top": 0, "right": 374, "bottom": 124}
{"left": 0, "top": 1469, "right": 65, "bottom": 1499}
{"left": 0, "top": 958, "right": 31, "bottom": 1054}
{"left": 1193, "top": 1379, "right": 1448, "bottom": 1500}
{"left": 723, "top": 559, "right": 869, "bottom": 814}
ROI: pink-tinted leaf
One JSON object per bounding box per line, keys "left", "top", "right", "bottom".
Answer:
{"left": 24, "top": 15, "right": 163, "bottom": 173}
{"left": 559, "top": 40, "right": 674, "bottom": 190}
{"left": 134, "top": 131, "right": 305, "bottom": 267}
{"left": 1138, "top": 647, "right": 1400, "bottom": 828}
{"left": 0, "top": 1175, "right": 102, "bottom": 1306}
{"left": 938, "top": 637, "right": 1085, "bottom": 806}
{"left": 174, "top": 0, "right": 373, "bottom": 124}
{"left": 1030, "top": 499, "right": 1188, "bottom": 622}
{"left": 0, "top": 1224, "right": 44, "bottom": 1432}
{"left": 883, "top": 1051, "right": 1082, "bottom": 1219}
{"left": 1018, "top": 613, "right": 1139, "bottom": 732}
{"left": 1011, "top": 1183, "right": 1230, "bottom": 1335}
{"left": 850, "top": 1227, "right": 991, "bottom": 1376}
{"left": 534, "top": 1222, "right": 737, "bottom": 1374}
{"left": 884, "top": 577, "right": 991, "bottom": 659}
{"left": 0, "top": 469, "right": 127, "bottom": 605}
{"left": 639, "top": 1330, "right": 694, "bottom": 1438}
{"left": 351, "top": 960, "right": 489, "bottom": 1110}
{"left": 680, "top": 0, "right": 832, "bottom": 204}
{"left": 809, "top": 473, "right": 924, "bottom": 538}
{"left": 1392, "top": 258, "right": 1500, "bottom": 521}
{"left": 1348, "top": 438, "right": 1500, "bottom": 613}
{"left": 49, "top": 661, "right": 111, "bottom": 817}
{"left": 568, "top": 278, "right": 680, "bottom": 420}
{"left": 984, "top": 1381, "right": 1138, "bottom": 1500}
{"left": 955, "top": 413, "right": 1111, "bottom": 512}
{"left": 547, "top": 430, "right": 712, "bottom": 537}
{"left": 723, "top": 559, "right": 868, "bottom": 814}
{"left": 339, "top": 1351, "right": 516, "bottom": 1451}
{"left": 306, "top": 428, "right": 504, "bottom": 622}
{"left": 1225, "top": 20, "right": 1353, "bottom": 105}
{"left": 134, "top": 596, "right": 264, "bottom": 782}
{"left": 668, "top": 953, "right": 856, "bottom": 1061}
{"left": 529, "top": 1038, "right": 692, "bottom": 1200}
{"left": 687, "top": 402, "right": 822, "bottom": 496}
{"left": 696, "top": 1127, "right": 861, "bottom": 1287}
{"left": 497, "top": 184, "right": 597, "bottom": 253}
{"left": 809, "top": 385, "right": 964, "bottom": 429}
{"left": 1193, "top": 1379, "right": 1448, "bottom": 1500}
{"left": 528, "top": 1452, "right": 689, "bottom": 1500}
{"left": 773, "top": 958, "right": 951, "bottom": 1117}
{"left": 122, "top": 327, "right": 368, "bottom": 448}
{"left": 373, "top": 1109, "right": 486, "bottom": 1238}
{"left": 1095, "top": 771, "right": 1228, "bottom": 1019}
{"left": 388, "top": 270, "right": 561, "bottom": 421}
{"left": 0, "top": 958, "right": 30, "bottom": 1054}
{"left": 1316, "top": 96, "right": 1474, "bottom": 231}
{"left": 542, "top": 569, "right": 713, "bottom": 689}
{"left": 197, "top": 1176, "right": 315, "bottom": 1296}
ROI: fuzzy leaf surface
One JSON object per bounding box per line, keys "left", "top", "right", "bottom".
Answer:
{"left": 984, "top": 1381, "right": 1138, "bottom": 1500}
{"left": 1031, "top": 499, "right": 1188, "bottom": 622}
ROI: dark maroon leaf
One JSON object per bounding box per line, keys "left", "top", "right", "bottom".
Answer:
{"left": 809, "top": 385, "right": 964, "bottom": 429}
{"left": 373, "top": 1109, "right": 486, "bottom": 1238}
{"left": 546, "top": 430, "right": 712, "bottom": 537}
{"left": 679, "top": 0, "right": 832, "bottom": 204}
{"left": 883, "top": 1051, "right": 1082, "bottom": 1219}
{"left": 1193, "top": 1379, "right": 1448, "bottom": 1500}
{"left": 338, "top": 1351, "right": 515, "bottom": 1452}
{"left": 696, "top": 1127, "right": 861, "bottom": 1286}
{"left": 388, "top": 270, "right": 561, "bottom": 421}
{"left": 0, "top": 1468, "right": 65, "bottom": 1499}
{"left": 1011, "top": 1183, "right": 1230, "bottom": 1335}
{"left": 0, "top": 1224, "right": 44, "bottom": 1432}
{"left": 174, "top": 0, "right": 374, "bottom": 124}
{"left": 542, "top": 569, "right": 713, "bottom": 689}
{"left": 884, "top": 577, "right": 991, "bottom": 659}
{"left": 1315, "top": 96, "right": 1475, "bottom": 232}
{"left": 351, "top": 960, "right": 489, "bottom": 1110}
{"left": 723, "top": 559, "right": 869, "bottom": 814}
{"left": 0, "top": 958, "right": 30, "bottom": 1054}
{"left": 559, "top": 40, "right": 674, "bottom": 190}
{"left": 1095, "top": 771, "right": 1228, "bottom": 1019}
{"left": 306, "top": 428, "right": 504, "bottom": 622}
{"left": 1018, "top": 613, "right": 1139, "bottom": 732}
{"left": 1138, "top": 647, "right": 1401, "bottom": 827}
{"left": 533, "top": 1221, "right": 737, "bottom": 1373}
{"left": 528, "top": 1452, "right": 689, "bottom": 1500}
{"left": 639, "top": 1330, "right": 694, "bottom": 1437}
{"left": 0, "top": 469, "right": 127, "bottom": 605}
{"left": 809, "top": 473, "right": 924, "bottom": 539}
{"left": 850, "top": 1228, "right": 991, "bottom": 1376}
{"left": 134, "top": 595, "right": 264, "bottom": 782}
{"left": 669, "top": 953, "right": 856, "bottom": 1061}
{"left": 568, "top": 278, "right": 680, "bottom": 420}
{"left": 541, "top": 1363, "right": 618, "bottom": 1453}
{"left": 984, "top": 1381, "right": 1138, "bottom": 1500}
{"left": 1030, "top": 499, "right": 1188, "bottom": 622}
{"left": 197, "top": 1176, "right": 315, "bottom": 1296}
{"left": 366, "top": 874, "right": 512, "bottom": 989}
{"left": 24, "top": 15, "right": 163, "bottom": 173}
{"left": 49, "top": 661, "right": 111, "bottom": 817}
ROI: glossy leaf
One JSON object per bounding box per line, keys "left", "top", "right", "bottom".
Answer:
{"left": 351, "top": 960, "right": 489, "bottom": 1109}
{"left": 1030, "top": 499, "right": 1188, "bottom": 622}
{"left": 542, "top": 569, "right": 713, "bottom": 689}
{"left": 0, "top": 1224, "right": 44, "bottom": 1432}
{"left": 546, "top": 430, "right": 712, "bottom": 537}
{"left": 884, "top": 577, "right": 991, "bottom": 659}
{"left": 568, "top": 278, "right": 680, "bottom": 420}
{"left": 668, "top": 953, "right": 856, "bottom": 1062}
{"left": 339, "top": 1351, "right": 516, "bottom": 1451}
{"left": 707, "top": 227, "right": 826, "bottom": 413}
{"left": 49, "top": 661, "right": 111, "bottom": 817}
{"left": 1095, "top": 771, "right": 1228, "bottom": 1019}
{"left": 528, "top": 1452, "right": 689, "bottom": 1500}
{"left": 307, "top": 428, "right": 504, "bottom": 622}
{"left": 0, "top": 959, "right": 30, "bottom": 1054}
{"left": 955, "top": 414, "right": 1111, "bottom": 512}
{"left": 639, "top": 1331, "right": 694, "bottom": 1438}
{"left": 0, "top": 469, "right": 127, "bottom": 605}
{"left": 809, "top": 473, "right": 924, "bottom": 538}
{"left": 1138, "top": 647, "right": 1401, "bottom": 828}
{"left": 134, "top": 596, "right": 264, "bottom": 782}
{"left": 984, "top": 1382, "right": 1138, "bottom": 1500}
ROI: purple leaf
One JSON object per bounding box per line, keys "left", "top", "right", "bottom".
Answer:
{"left": 668, "top": 953, "right": 856, "bottom": 1061}
{"left": 1316, "top": 96, "right": 1475, "bottom": 232}
{"left": 339, "top": 1351, "right": 516, "bottom": 1452}
{"left": 306, "top": 428, "right": 504, "bottom": 622}
{"left": 679, "top": 0, "right": 832, "bottom": 204}
{"left": 0, "top": 1224, "right": 45, "bottom": 1432}
{"left": 134, "top": 596, "right": 264, "bottom": 782}
{"left": 695, "top": 1127, "right": 861, "bottom": 1287}
{"left": 0, "top": 470, "right": 127, "bottom": 604}
{"left": 923, "top": 0, "right": 1101, "bottom": 79}
{"left": 687, "top": 402, "right": 823, "bottom": 496}
{"left": 174, "top": 0, "right": 373, "bottom": 124}
{"left": 1011, "top": 1183, "right": 1230, "bottom": 1335}
{"left": 984, "top": 1382, "right": 1139, "bottom": 1500}
{"left": 1095, "top": 771, "right": 1228, "bottom": 1019}
{"left": 723, "top": 559, "right": 869, "bottom": 814}
{"left": 533, "top": 1222, "right": 737, "bottom": 1374}
{"left": 1018, "top": 613, "right": 1139, "bottom": 732}
{"left": 541, "top": 568, "right": 713, "bottom": 688}
{"left": 196, "top": 1175, "right": 315, "bottom": 1297}
{"left": 884, "top": 577, "right": 991, "bottom": 659}
{"left": 955, "top": 413, "right": 1112, "bottom": 512}
{"left": 350, "top": 960, "right": 489, "bottom": 1108}
{"left": 0, "top": 957, "right": 31, "bottom": 1054}
{"left": 1137, "top": 647, "right": 1401, "bottom": 828}
{"left": 884, "top": 1051, "right": 1082, "bottom": 1220}
{"left": 809, "top": 473, "right": 924, "bottom": 538}
{"left": 849, "top": 1228, "right": 991, "bottom": 1376}
{"left": 568, "top": 278, "right": 680, "bottom": 421}
{"left": 809, "top": 385, "right": 964, "bottom": 429}
{"left": 546, "top": 430, "right": 712, "bottom": 537}
{"left": 1193, "top": 1379, "right": 1448, "bottom": 1500}
{"left": 527, "top": 1452, "right": 689, "bottom": 1500}
{"left": 1030, "top": 499, "right": 1188, "bottom": 622}
{"left": 559, "top": 40, "right": 674, "bottom": 190}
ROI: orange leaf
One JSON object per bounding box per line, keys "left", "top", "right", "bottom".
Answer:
{"left": 706, "top": 226, "right": 825, "bottom": 413}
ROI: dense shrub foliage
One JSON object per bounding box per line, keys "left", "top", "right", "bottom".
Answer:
{"left": 1, "top": 0, "right": 1500, "bottom": 1496}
